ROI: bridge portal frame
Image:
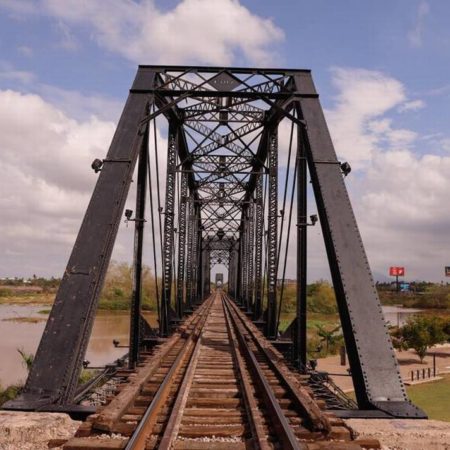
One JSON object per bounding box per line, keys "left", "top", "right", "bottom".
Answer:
{"left": 4, "top": 65, "right": 425, "bottom": 419}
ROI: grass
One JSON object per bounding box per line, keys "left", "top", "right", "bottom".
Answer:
{"left": 0, "top": 292, "right": 55, "bottom": 305}
{"left": 2, "top": 316, "right": 46, "bottom": 323}
{"left": 79, "top": 369, "right": 99, "bottom": 385}
{"left": 279, "top": 312, "right": 339, "bottom": 331}
{"left": 0, "top": 384, "right": 21, "bottom": 406}
{"left": 406, "top": 374, "right": 450, "bottom": 421}
{"left": 346, "top": 374, "right": 450, "bottom": 422}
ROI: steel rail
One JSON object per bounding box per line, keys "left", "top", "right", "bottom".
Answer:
{"left": 124, "top": 295, "right": 214, "bottom": 450}
{"left": 224, "top": 293, "right": 331, "bottom": 434}
{"left": 223, "top": 295, "right": 304, "bottom": 450}
{"left": 227, "top": 298, "right": 331, "bottom": 433}
{"left": 93, "top": 294, "right": 212, "bottom": 432}
{"left": 156, "top": 301, "right": 206, "bottom": 449}
{"left": 221, "top": 292, "right": 274, "bottom": 450}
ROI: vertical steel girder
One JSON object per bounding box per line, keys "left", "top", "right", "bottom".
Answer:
{"left": 185, "top": 197, "right": 195, "bottom": 309}
{"left": 176, "top": 171, "right": 188, "bottom": 316}
{"left": 253, "top": 170, "right": 264, "bottom": 320}
{"left": 241, "top": 208, "right": 249, "bottom": 308}
{"left": 265, "top": 127, "right": 278, "bottom": 339}
{"left": 7, "top": 68, "right": 156, "bottom": 409}
{"left": 228, "top": 242, "right": 238, "bottom": 298}
{"left": 228, "top": 250, "right": 234, "bottom": 297}
{"left": 247, "top": 201, "right": 255, "bottom": 311}
{"left": 195, "top": 214, "right": 203, "bottom": 304}
{"left": 294, "top": 121, "right": 308, "bottom": 370}
{"left": 201, "top": 244, "right": 210, "bottom": 299}
{"left": 294, "top": 73, "right": 423, "bottom": 417}
{"left": 236, "top": 234, "right": 242, "bottom": 303}
{"left": 160, "top": 122, "right": 178, "bottom": 337}
{"left": 129, "top": 126, "right": 149, "bottom": 369}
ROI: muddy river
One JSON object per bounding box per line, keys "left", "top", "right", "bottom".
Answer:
{"left": 0, "top": 304, "right": 157, "bottom": 387}
{"left": 0, "top": 304, "right": 421, "bottom": 387}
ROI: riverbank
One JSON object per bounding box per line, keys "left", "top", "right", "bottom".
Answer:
{"left": 0, "top": 292, "right": 54, "bottom": 305}
{"left": 318, "top": 344, "right": 450, "bottom": 421}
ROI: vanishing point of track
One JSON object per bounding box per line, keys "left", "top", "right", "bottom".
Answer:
{"left": 62, "top": 292, "right": 380, "bottom": 450}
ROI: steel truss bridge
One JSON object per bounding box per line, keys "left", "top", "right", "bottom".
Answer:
{"left": 6, "top": 66, "right": 425, "bottom": 420}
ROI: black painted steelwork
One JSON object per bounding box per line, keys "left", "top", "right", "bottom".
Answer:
{"left": 129, "top": 126, "right": 149, "bottom": 369}
{"left": 266, "top": 127, "right": 278, "bottom": 338}
{"left": 253, "top": 171, "right": 264, "bottom": 321}
{"left": 5, "top": 65, "right": 425, "bottom": 418}
{"left": 295, "top": 121, "right": 308, "bottom": 370}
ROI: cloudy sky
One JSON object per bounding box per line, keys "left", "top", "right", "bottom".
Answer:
{"left": 0, "top": 0, "right": 449, "bottom": 282}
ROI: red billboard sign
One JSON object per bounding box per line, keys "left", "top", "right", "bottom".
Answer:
{"left": 389, "top": 266, "right": 405, "bottom": 277}
{"left": 445, "top": 266, "right": 450, "bottom": 277}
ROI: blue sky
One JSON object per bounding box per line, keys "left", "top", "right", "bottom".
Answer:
{"left": 0, "top": 0, "right": 449, "bottom": 281}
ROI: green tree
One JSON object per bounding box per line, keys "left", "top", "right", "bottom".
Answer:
{"left": 315, "top": 324, "right": 342, "bottom": 354}
{"left": 307, "top": 281, "right": 337, "bottom": 314}
{"left": 397, "top": 316, "right": 446, "bottom": 363}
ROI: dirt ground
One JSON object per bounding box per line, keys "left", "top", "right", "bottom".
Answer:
{"left": 0, "top": 411, "right": 79, "bottom": 450}
{"left": 316, "top": 344, "right": 450, "bottom": 392}
{"left": 347, "top": 418, "right": 450, "bottom": 450}
{"left": 1, "top": 411, "right": 449, "bottom": 449}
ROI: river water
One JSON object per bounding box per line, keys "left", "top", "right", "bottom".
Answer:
{"left": 0, "top": 304, "right": 157, "bottom": 388}
{"left": 0, "top": 304, "right": 420, "bottom": 388}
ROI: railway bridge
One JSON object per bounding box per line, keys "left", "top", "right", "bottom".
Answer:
{"left": 5, "top": 65, "right": 426, "bottom": 448}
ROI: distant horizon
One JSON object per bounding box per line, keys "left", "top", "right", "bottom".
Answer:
{"left": 2, "top": 271, "right": 449, "bottom": 286}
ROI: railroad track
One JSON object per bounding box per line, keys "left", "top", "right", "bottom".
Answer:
{"left": 62, "top": 292, "right": 379, "bottom": 450}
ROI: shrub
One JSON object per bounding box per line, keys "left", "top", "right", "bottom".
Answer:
{"left": 394, "top": 315, "right": 447, "bottom": 363}
{"left": 0, "top": 384, "right": 21, "bottom": 406}
{"left": 308, "top": 281, "right": 338, "bottom": 314}
{"left": 99, "top": 261, "right": 159, "bottom": 311}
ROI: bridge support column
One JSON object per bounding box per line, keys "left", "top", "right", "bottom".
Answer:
{"left": 176, "top": 171, "right": 188, "bottom": 317}
{"left": 129, "top": 125, "right": 148, "bottom": 369}
{"left": 195, "top": 222, "right": 203, "bottom": 304}
{"left": 185, "top": 197, "right": 195, "bottom": 310}
{"left": 253, "top": 170, "right": 264, "bottom": 320}
{"left": 247, "top": 201, "right": 255, "bottom": 311}
{"left": 201, "top": 246, "right": 210, "bottom": 299}
{"left": 228, "top": 242, "right": 238, "bottom": 298}
{"left": 241, "top": 206, "right": 249, "bottom": 309}
{"left": 235, "top": 232, "right": 242, "bottom": 305}
{"left": 160, "top": 121, "right": 178, "bottom": 337}
{"left": 294, "top": 122, "right": 308, "bottom": 371}
{"left": 294, "top": 73, "right": 424, "bottom": 417}
{"left": 5, "top": 68, "right": 156, "bottom": 409}
{"left": 265, "top": 126, "right": 278, "bottom": 339}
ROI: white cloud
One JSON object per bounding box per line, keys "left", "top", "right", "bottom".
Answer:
{"left": 17, "top": 45, "right": 33, "bottom": 57}
{"left": 38, "top": 84, "right": 124, "bottom": 122}
{"left": 54, "top": 20, "right": 79, "bottom": 51}
{"left": 0, "top": 89, "right": 117, "bottom": 275}
{"left": 426, "top": 83, "right": 450, "bottom": 97}
{"left": 0, "top": 61, "right": 35, "bottom": 84}
{"left": 441, "top": 138, "right": 450, "bottom": 153}
{"left": 0, "top": 87, "right": 171, "bottom": 277}
{"left": 323, "top": 67, "right": 450, "bottom": 281}
{"left": 398, "top": 99, "right": 425, "bottom": 113}
{"left": 408, "top": 0, "right": 430, "bottom": 48}
{"left": 325, "top": 67, "right": 406, "bottom": 168}
{"left": 0, "top": 61, "right": 123, "bottom": 122}
{"left": 356, "top": 150, "right": 450, "bottom": 279}
{"left": 0, "top": 0, "right": 37, "bottom": 15}
{"left": 0, "top": 0, "right": 284, "bottom": 66}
